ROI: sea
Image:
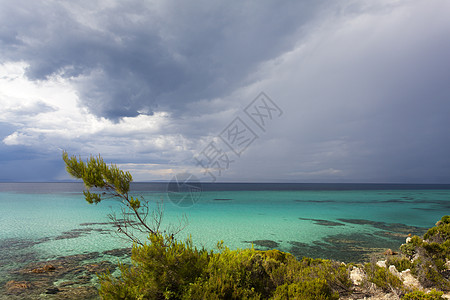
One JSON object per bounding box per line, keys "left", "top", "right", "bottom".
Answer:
{"left": 1, "top": 182, "right": 449, "bottom": 294}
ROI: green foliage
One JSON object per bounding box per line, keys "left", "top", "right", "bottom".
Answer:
{"left": 411, "top": 257, "right": 450, "bottom": 290}
{"left": 63, "top": 152, "right": 170, "bottom": 244}
{"left": 387, "top": 256, "right": 413, "bottom": 272}
{"left": 272, "top": 279, "right": 339, "bottom": 300}
{"left": 424, "top": 216, "right": 450, "bottom": 246}
{"left": 402, "top": 289, "right": 444, "bottom": 300}
{"left": 98, "top": 234, "right": 351, "bottom": 299}
{"left": 400, "top": 216, "right": 450, "bottom": 290}
{"left": 363, "top": 263, "right": 403, "bottom": 292}
{"left": 99, "top": 234, "right": 209, "bottom": 299}
{"left": 188, "top": 247, "right": 274, "bottom": 299}
{"left": 62, "top": 151, "right": 132, "bottom": 204}
{"left": 401, "top": 236, "right": 424, "bottom": 258}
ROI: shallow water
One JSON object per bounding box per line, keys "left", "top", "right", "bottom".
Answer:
{"left": 0, "top": 183, "right": 449, "bottom": 296}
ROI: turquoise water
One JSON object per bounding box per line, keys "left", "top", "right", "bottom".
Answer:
{"left": 0, "top": 183, "right": 449, "bottom": 289}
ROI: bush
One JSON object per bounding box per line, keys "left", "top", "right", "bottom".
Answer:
{"left": 400, "top": 235, "right": 423, "bottom": 258}
{"left": 272, "top": 279, "right": 339, "bottom": 300}
{"left": 363, "top": 263, "right": 403, "bottom": 292}
{"left": 400, "top": 216, "right": 450, "bottom": 291}
{"left": 424, "top": 216, "right": 450, "bottom": 243}
{"left": 99, "top": 234, "right": 210, "bottom": 299}
{"left": 411, "top": 257, "right": 449, "bottom": 290}
{"left": 186, "top": 247, "right": 275, "bottom": 299}
{"left": 178, "top": 247, "right": 349, "bottom": 299}
{"left": 387, "top": 256, "right": 413, "bottom": 272}
{"left": 402, "top": 289, "right": 444, "bottom": 300}
{"left": 99, "top": 235, "right": 351, "bottom": 299}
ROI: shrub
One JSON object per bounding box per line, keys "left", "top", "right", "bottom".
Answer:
{"left": 402, "top": 289, "right": 444, "bottom": 300}
{"left": 99, "top": 235, "right": 351, "bottom": 299}
{"left": 400, "top": 216, "right": 450, "bottom": 291}
{"left": 272, "top": 279, "right": 339, "bottom": 300}
{"left": 363, "top": 262, "right": 403, "bottom": 292}
{"left": 411, "top": 256, "right": 449, "bottom": 290}
{"left": 401, "top": 235, "right": 424, "bottom": 258}
{"left": 99, "top": 234, "right": 209, "bottom": 299}
{"left": 387, "top": 256, "right": 413, "bottom": 272}
{"left": 184, "top": 248, "right": 350, "bottom": 299}
{"left": 424, "top": 216, "right": 450, "bottom": 243}
{"left": 186, "top": 247, "right": 274, "bottom": 299}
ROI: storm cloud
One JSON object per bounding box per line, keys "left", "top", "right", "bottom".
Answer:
{"left": 0, "top": 0, "right": 323, "bottom": 119}
{"left": 0, "top": 0, "right": 449, "bottom": 183}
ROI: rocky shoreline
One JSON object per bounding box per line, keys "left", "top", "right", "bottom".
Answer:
{"left": 3, "top": 245, "right": 449, "bottom": 299}
{"left": 1, "top": 248, "right": 130, "bottom": 299}
{"left": 1, "top": 217, "right": 449, "bottom": 299}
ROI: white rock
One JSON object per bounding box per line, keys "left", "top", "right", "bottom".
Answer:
{"left": 400, "top": 269, "right": 422, "bottom": 290}
{"left": 350, "top": 266, "right": 365, "bottom": 285}
{"left": 445, "top": 259, "right": 450, "bottom": 270}
{"left": 406, "top": 237, "right": 412, "bottom": 243}
{"left": 376, "top": 260, "right": 386, "bottom": 268}
{"left": 388, "top": 265, "right": 400, "bottom": 277}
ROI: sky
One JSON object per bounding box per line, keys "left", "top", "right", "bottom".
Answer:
{"left": 0, "top": 0, "right": 449, "bottom": 183}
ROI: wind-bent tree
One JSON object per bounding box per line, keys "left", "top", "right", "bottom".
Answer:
{"left": 62, "top": 151, "right": 185, "bottom": 245}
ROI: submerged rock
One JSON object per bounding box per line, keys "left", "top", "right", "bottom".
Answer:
{"left": 56, "top": 285, "right": 99, "bottom": 299}
{"left": 244, "top": 240, "right": 280, "bottom": 248}
{"left": 5, "top": 280, "right": 32, "bottom": 295}
{"left": 2, "top": 250, "right": 122, "bottom": 299}
{"left": 30, "top": 264, "right": 56, "bottom": 273}
{"left": 45, "top": 287, "right": 60, "bottom": 294}
{"left": 102, "top": 247, "right": 131, "bottom": 257}
{"left": 299, "top": 217, "right": 345, "bottom": 227}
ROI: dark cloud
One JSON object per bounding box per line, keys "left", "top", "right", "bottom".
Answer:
{"left": 1, "top": 1, "right": 449, "bottom": 183}
{"left": 0, "top": 156, "right": 63, "bottom": 182}
{"left": 221, "top": 1, "right": 450, "bottom": 183}
{"left": 0, "top": 0, "right": 324, "bottom": 119}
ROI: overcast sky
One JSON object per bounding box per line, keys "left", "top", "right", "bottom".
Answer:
{"left": 0, "top": 0, "right": 449, "bottom": 183}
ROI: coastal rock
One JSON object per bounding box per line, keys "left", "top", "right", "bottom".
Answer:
{"left": 388, "top": 265, "right": 400, "bottom": 277}
{"left": 400, "top": 269, "right": 422, "bottom": 290}
{"left": 53, "top": 286, "right": 99, "bottom": 299}
{"left": 84, "top": 261, "right": 115, "bottom": 274}
{"left": 45, "top": 287, "right": 60, "bottom": 294}
{"left": 5, "top": 251, "right": 118, "bottom": 299}
{"left": 5, "top": 280, "right": 32, "bottom": 295}
{"left": 368, "top": 293, "right": 400, "bottom": 300}
{"left": 385, "top": 265, "right": 422, "bottom": 290}
{"left": 376, "top": 260, "right": 386, "bottom": 268}
{"left": 31, "top": 264, "right": 56, "bottom": 273}
{"left": 383, "top": 249, "right": 397, "bottom": 255}
{"left": 350, "top": 266, "right": 365, "bottom": 285}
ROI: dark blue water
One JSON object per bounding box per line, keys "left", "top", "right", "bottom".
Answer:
{"left": 2, "top": 182, "right": 449, "bottom": 193}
